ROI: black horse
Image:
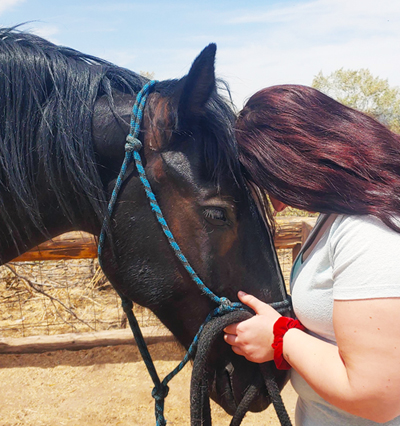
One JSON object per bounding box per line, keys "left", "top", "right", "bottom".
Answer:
{"left": 0, "top": 27, "right": 288, "bottom": 417}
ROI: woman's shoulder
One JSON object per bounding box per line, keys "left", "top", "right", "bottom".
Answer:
{"left": 332, "top": 214, "right": 400, "bottom": 238}
{"left": 328, "top": 213, "right": 400, "bottom": 257}
{"left": 327, "top": 214, "right": 400, "bottom": 300}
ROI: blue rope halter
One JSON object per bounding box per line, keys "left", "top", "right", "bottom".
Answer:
{"left": 98, "top": 80, "right": 291, "bottom": 426}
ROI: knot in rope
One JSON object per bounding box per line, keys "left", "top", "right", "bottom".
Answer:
{"left": 125, "top": 134, "right": 143, "bottom": 152}
{"left": 219, "top": 296, "right": 233, "bottom": 308}
{"left": 152, "top": 383, "right": 170, "bottom": 401}
{"left": 213, "top": 298, "right": 245, "bottom": 319}
{"left": 121, "top": 298, "right": 133, "bottom": 314}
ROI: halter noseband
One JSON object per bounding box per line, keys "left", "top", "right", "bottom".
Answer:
{"left": 97, "top": 80, "right": 292, "bottom": 426}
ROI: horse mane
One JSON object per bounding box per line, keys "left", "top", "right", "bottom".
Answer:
{"left": 0, "top": 26, "right": 145, "bottom": 243}
{"left": 0, "top": 26, "right": 241, "bottom": 248}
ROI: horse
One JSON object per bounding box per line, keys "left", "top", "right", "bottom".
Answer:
{"left": 0, "top": 27, "right": 289, "bottom": 419}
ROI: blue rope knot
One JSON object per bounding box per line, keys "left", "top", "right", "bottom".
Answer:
{"left": 152, "top": 383, "right": 169, "bottom": 401}
{"left": 125, "top": 134, "right": 143, "bottom": 152}
{"left": 219, "top": 297, "right": 233, "bottom": 308}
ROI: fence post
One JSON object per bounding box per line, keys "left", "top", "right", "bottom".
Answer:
{"left": 291, "top": 219, "right": 314, "bottom": 263}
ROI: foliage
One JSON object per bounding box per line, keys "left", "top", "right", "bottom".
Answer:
{"left": 312, "top": 68, "right": 400, "bottom": 133}
{"left": 276, "top": 207, "right": 318, "bottom": 218}
{"left": 140, "top": 70, "right": 155, "bottom": 79}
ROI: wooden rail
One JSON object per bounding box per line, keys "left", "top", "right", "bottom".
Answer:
{"left": 1, "top": 217, "right": 317, "bottom": 354}
{"left": 11, "top": 216, "right": 317, "bottom": 262}
{"left": 274, "top": 216, "right": 317, "bottom": 259}
{"left": 0, "top": 327, "right": 175, "bottom": 354}
{"left": 13, "top": 232, "right": 98, "bottom": 261}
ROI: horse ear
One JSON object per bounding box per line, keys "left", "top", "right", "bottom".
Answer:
{"left": 177, "top": 43, "right": 216, "bottom": 120}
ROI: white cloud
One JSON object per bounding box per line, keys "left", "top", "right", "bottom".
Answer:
{"left": 0, "top": 0, "right": 24, "bottom": 15}
{"left": 215, "top": 0, "right": 400, "bottom": 107}
{"left": 228, "top": 0, "right": 400, "bottom": 27}
{"left": 98, "top": 49, "right": 138, "bottom": 69}
{"left": 30, "top": 24, "right": 60, "bottom": 44}
{"left": 2, "top": 0, "right": 398, "bottom": 110}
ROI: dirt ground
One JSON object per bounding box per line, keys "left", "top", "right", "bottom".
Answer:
{"left": 0, "top": 248, "right": 298, "bottom": 425}
{"left": 0, "top": 341, "right": 297, "bottom": 426}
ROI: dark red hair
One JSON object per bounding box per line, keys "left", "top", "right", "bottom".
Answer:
{"left": 236, "top": 85, "right": 400, "bottom": 232}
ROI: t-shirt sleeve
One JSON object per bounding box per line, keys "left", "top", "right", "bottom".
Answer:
{"left": 330, "top": 215, "right": 400, "bottom": 300}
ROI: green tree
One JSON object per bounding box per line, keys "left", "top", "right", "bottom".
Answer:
{"left": 312, "top": 69, "right": 400, "bottom": 133}
{"left": 140, "top": 71, "right": 155, "bottom": 80}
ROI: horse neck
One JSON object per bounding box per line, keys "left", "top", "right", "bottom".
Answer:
{"left": 0, "top": 184, "right": 100, "bottom": 265}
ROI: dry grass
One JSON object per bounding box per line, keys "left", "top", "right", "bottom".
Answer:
{"left": 0, "top": 250, "right": 294, "bottom": 339}
{"left": 0, "top": 249, "right": 298, "bottom": 426}
{"left": 277, "top": 207, "right": 319, "bottom": 218}
{"left": 0, "top": 259, "right": 159, "bottom": 338}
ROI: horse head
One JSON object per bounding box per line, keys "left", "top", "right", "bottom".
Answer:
{"left": 93, "top": 44, "right": 289, "bottom": 414}
{"left": 0, "top": 27, "right": 288, "bottom": 416}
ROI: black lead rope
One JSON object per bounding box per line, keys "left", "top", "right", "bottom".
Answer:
{"left": 262, "top": 369, "right": 293, "bottom": 426}
{"left": 191, "top": 310, "right": 293, "bottom": 426}
{"left": 120, "top": 295, "right": 292, "bottom": 426}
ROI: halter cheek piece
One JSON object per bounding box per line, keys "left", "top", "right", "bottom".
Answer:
{"left": 98, "top": 81, "right": 292, "bottom": 426}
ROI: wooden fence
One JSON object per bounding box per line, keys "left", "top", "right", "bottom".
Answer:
{"left": 0, "top": 217, "right": 316, "bottom": 354}
{"left": 12, "top": 217, "right": 317, "bottom": 262}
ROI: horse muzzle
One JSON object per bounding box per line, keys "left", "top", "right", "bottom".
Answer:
{"left": 210, "top": 357, "right": 289, "bottom": 415}
{"left": 190, "top": 310, "right": 290, "bottom": 417}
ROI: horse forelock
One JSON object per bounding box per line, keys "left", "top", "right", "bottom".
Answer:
{"left": 154, "top": 79, "right": 242, "bottom": 189}
{"left": 202, "top": 85, "right": 242, "bottom": 188}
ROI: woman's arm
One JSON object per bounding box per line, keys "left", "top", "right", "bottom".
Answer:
{"left": 224, "top": 293, "right": 400, "bottom": 423}
{"left": 291, "top": 297, "right": 400, "bottom": 423}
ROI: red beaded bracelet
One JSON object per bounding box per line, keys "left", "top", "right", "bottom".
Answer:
{"left": 272, "top": 316, "right": 305, "bottom": 370}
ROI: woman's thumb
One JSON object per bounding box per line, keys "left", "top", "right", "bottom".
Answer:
{"left": 238, "top": 291, "right": 266, "bottom": 314}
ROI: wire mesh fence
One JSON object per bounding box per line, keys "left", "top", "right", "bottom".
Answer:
{"left": 0, "top": 249, "right": 294, "bottom": 339}
{"left": 0, "top": 259, "right": 154, "bottom": 338}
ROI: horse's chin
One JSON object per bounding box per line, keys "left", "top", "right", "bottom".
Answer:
{"left": 211, "top": 359, "right": 289, "bottom": 415}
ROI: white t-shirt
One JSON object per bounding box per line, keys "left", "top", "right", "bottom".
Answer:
{"left": 290, "top": 214, "right": 400, "bottom": 426}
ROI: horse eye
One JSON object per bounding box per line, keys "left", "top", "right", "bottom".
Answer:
{"left": 203, "top": 207, "right": 228, "bottom": 226}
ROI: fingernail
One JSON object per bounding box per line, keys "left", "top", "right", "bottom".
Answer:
{"left": 238, "top": 291, "right": 247, "bottom": 297}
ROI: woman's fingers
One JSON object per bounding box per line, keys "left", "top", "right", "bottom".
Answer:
{"left": 224, "top": 333, "right": 247, "bottom": 357}
{"left": 223, "top": 323, "right": 239, "bottom": 335}
{"left": 223, "top": 292, "right": 281, "bottom": 363}
{"left": 231, "top": 346, "right": 246, "bottom": 357}
{"left": 224, "top": 333, "right": 238, "bottom": 345}
{"left": 238, "top": 291, "right": 270, "bottom": 314}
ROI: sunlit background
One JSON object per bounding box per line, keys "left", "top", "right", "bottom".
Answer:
{"left": 0, "top": 0, "right": 399, "bottom": 108}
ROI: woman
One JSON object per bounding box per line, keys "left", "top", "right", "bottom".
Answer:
{"left": 224, "top": 85, "right": 400, "bottom": 425}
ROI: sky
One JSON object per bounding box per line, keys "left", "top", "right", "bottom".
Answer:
{"left": 0, "top": 0, "right": 399, "bottom": 109}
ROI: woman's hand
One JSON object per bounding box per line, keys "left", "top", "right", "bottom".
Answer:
{"left": 223, "top": 291, "right": 281, "bottom": 363}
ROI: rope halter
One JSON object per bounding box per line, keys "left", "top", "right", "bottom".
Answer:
{"left": 97, "top": 80, "right": 292, "bottom": 426}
